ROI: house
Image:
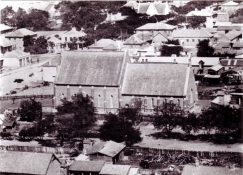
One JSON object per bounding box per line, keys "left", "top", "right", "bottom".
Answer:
{"left": 135, "top": 22, "right": 176, "bottom": 37}
{"left": 123, "top": 32, "right": 152, "bottom": 49}
{"left": 68, "top": 161, "right": 105, "bottom": 175}
{"left": 220, "top": 67, "right": 243, "bottom": 84}
{"left": 220, "top": 1, "right": 239, "bottom": 15}
{"left": 137, "top": 1, "right": 170, "bottom": 16}
{"left": 54, "top": 51, "right": 128, "bottom": 114}
{"left": 88, "top": 39, "right": 122, "bottom": 51}
{"left": 172, "top": 29, "right": 213, "bottom": 47}
{"left": 215, "top": 12, "right": 230, "bottom": 22}
{"left": 0, "top": 151, "right": 61, "bottom": 175}
{"left": 182, "top": 164, "right": 243, "bottom": 175}
{"left": 0, "top": 24, "right": 14, "bottom": 34}
{"left": 186, "top": 8, "right": 213, "bottom": 27}
{"left": 121, "top": 63, "right": 198, "bottom": 111}
{"left": 211, "top": 91, "right": 231, "bottom": 107}
{"left": 0, "top": 36, "right": 16, "bottom": 54}
{"left": 191, "top": 57, "right": 220, "bottom": 75}
{"left": 41, "top": 54, "right": 61, "bottom": 83}
{"left": 87, "top": 141, "right": 126, "bottom": 164}
{"left": 99, "top": 164, "right": 131, "bottom": 175}
{"left": 1, "top": 50, "right": 31, "bottom": 68}
{"left": 5, "top": 28, "right": 37, "bottom": 41}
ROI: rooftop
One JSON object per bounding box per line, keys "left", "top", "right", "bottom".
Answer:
{"left": 0, "top": 151, "right": 58, "bottom": 175}
{"left": 55, "top": 51, "right": 126, "bottom": 86}
{"left": 69, "top": 161, "right": 105, "bottom": 172}
{"left": 5, "top": 28, "right": 36, "bottom": 38}
{"left": 122, "top": 63, "right": 190, "bottom": 96}
{"left": 1, "top": 50, "right": 30, "bottom": 58}
{"left": 172, "top": 29, "right": 212, "bottom": 38}
{"left": 0, "top": 24, "right": 13, "bottom": 32}
{"left": 124, "top": 32, "right": 152, "bottom": 45}
{"left": 136, "top": 22, "right": 176, "bottom": 31}
{"left": 99, "top": 164, "right": 131, "bottom": 175}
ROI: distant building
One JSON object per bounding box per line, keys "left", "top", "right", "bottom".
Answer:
{"left": 87, "top": 141, "right": 126, "bottom": 164}
{"left": 99, "top": 164, "right": 132, "bottom": 175}
{"left": 172, "top": 29, "right": 213, "bottom": 47}
{"left": 0, "top": 24, "right": 14, "bottom": 34}
{"left": 221, "top": 1, "right": 239, "bottom": 15}
{"left": 123, "top": 32, "right": 152, "bottom": 49}
{"left": 1, "top": 50, "right": 31, "bottom": 68}
{"left": 0, "top": 36, "right": 16, "bottom": 54}
{"left": 137, "top": 1, "right": 170, "bottom": 16}
{"left": 88, "top": 39, "right": 123, "bottom": 51}
{"left": 5, "top": 28, "right": 37, "bottom": 41}
{"left": 0, "top": 151, "right": 61, "bottom": 175}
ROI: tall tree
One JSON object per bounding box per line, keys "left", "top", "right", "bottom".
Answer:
{"left": 1, "top": 6, "right": 15, "bottom": 25}
{"left": 181, "top": 112, "right": 199, "bottom": 136}
{"left": 18, "top": 99, "right": 42, "bottom": 122}
{"left": 198, "top": 107, "right": 217, "bottom": 135}
{"left": 153, "top": 102, "right": 183, "bottom": 138}
{"left": 56, "top": 93, "right": 97, "bottom": 146}
{"left": 197, "top": 39, "right": 215, "bottom": 57}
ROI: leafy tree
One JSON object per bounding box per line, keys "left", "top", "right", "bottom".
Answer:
{"left": 181, "top": 112, "right": 199, "bottom": 136}
{"left": 165, "top": 39, "right": 180, "bottom": 45}
{"left": 230, "top": 8, "right": 243, "bottom": 23}
{"left": 56, "top": 93, "right": 97, "bottom": 146}
{"left": 13, "top": 79, "right": 24, "bottom": 88}
{"left": 160, "top": 45, "right": 183, "bottom": 57}
{"left": 18, "top": 99, "right": 42, "bottom": 122}
{"left": 187, "top": 16, "right": 206, "bottom": 29}
{"left": 23, "top": 35, "right": 35, "bottom": 48}
{"left": 197, "top": 39, "right": 214, "bottom": 57}
{"left": 198, "top": 107, "right": 217, "bottom": 135}
{"left": 24, "top": 36, "right": 48, "bottom": 54}
{"left": 153, "top": 102, "right": 184, "bottom": 138}
{"left": 1, "top": 6, "right": 15, "bottom": 25}
{"left": 99, "top": 111, "right": 142, "bottom": 146}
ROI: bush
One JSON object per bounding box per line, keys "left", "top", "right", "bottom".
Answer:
{"left": 22, "top": 85, "right": 29, "bottom": 90}
{"left": 0, "top": 132, "right": 12, "bottom": 138}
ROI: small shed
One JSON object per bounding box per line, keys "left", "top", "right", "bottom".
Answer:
{"left": 68, "top": 160, "right": 105, "bottom": 175}
{"left": 86, "top": 141, "right": 126, "bottom": 164}
{"left": 202, "top": 75, "right": 221, "bottom": 85}
{"left": 207, "top": 64, "right": 224, "bottom": 75}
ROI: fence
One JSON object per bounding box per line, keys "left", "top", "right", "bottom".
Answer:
{"left": 129, "top": 146, "right": 243, "bottom": 159}
{"left": 0, "top": 145, "right": 71, "bottom": 154}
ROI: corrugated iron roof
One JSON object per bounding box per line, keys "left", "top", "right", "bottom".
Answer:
{"left": 55, "top": 51, "right": 126, "bottom": 86}
{"left": 122, "top": 63, "right": 189, "bottom": 96}
{"left": 224, "top": 29, "right": 242, "bottom": 41}
{"left": 0, "top": 151, "right": 56, "bottom": 175}
{"left": 69, "top": 161, "right": 105, "bottom": 172}
{"left": 136, "top": 22, "right": 176, "bottom": 31}
{"left": 172, "top": 29, "right": 212, "bottom": 38}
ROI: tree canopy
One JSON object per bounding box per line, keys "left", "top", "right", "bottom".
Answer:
{"left": 23, "top": 36, "right": 48, "bottom": 54}
{"left": 99, "top": 106, "right": 142, "bottom": 146}
{"left": 56, "top": 93, "right": 97, "bottom": 146}
{"left": 196, "top": 39, "right": 215, "bottom": 57}
{"left": 18, "top": 99, "right": 42, "bottom": 122}
{"left": 160, "top": 40, "right": 183, "bottom": 57}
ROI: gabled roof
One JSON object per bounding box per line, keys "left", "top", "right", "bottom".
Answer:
{"left": 1, "top": 50, "right": 30, "bottom": 58}
{"left": 69, "top": 161, "right": 105, "bottom": 172}
{"left": 88, "top": 39, "right": 117, "bottom": 49}
{"left": 182, "top": 165, "right": 242, "bottom": 175}
{"left": 87, "top": 141, "right": 126, "bottom": 157}
{"left": 224, "top": 29, "right": 242, "bottom": 41}
{"left": 5, "top": 28, "right": 36, "bottom": 38}
{"left": 152, "top": 32, "right": 168, "bottom": 43}
{"left": 136, "top": 22, "right": 176, "bottom": 31}
{"left": 217, "top": 26, "right": 241, "bottom": 31}
{"left": 124, "top": 32, "right": 152, "bottom": 45}
{"left": 221, "top": 1, "right": 239, "bottom": 6}
{"left": 153, "top": 2, "right": 168, "bottom": 15}
{"left": 172, "top": 29, "right": 212, "bottom": 38}
{"left": 214, "top": 41, "right": 231, "bottom": 48}
{"left": 64, "top": 27, "right": 86, "bottom": 37}
{"left": 55, "top": 51, "right": 126, "bottom": 86}
{"left": 220, "top": 59, "right": 243, "bottom": 67}
{"left": 0, "top": 151, "right": 59, "bottom": 175}
{"left": 122, "top": 64, "right": 189, "bottom": 96}
{"left": 208, "top": 64, "right": 223, "bottom": 71}
{"left": 186, "top": 9, "right": 212, "bottom": 17}
{"left": 138, "top": 3, "right": 150, "bottom": 14}
{"left": 99, "top": 164, "right": 131, "bottom": 175}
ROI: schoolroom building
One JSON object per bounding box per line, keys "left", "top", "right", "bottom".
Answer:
{"left": 54, "top": 51, "right": 198, "bottom": 114}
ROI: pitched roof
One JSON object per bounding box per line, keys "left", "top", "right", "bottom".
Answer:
{"left": 69, "top": 161, "right": 105, "bottom": 172}
{"left": 41, "top": 55, "right": 61, "bottom": 67}
{"left": 153, "top": 2, "right": 168, "bottom": 15}
{"left": 224, "top": 29, "right": 242, "bottom": 40}
{"left": 222, "top": 1, "right": 239, "bottom": 6}
{"left": 1, "top": 50, "right": 30, "bottom": 58}
{"left": 217, "top": 26, "right": 241, "bottom": 31}
{"left": 103, "top": 44, "right": 118, "bottom": 51}
{"left": 122, "top": 63, "right": 189, "bottom": 96}
{"left": 220, "top": 59, "right": 243, "bottom": 67}
{"left": 64, "top": 27, "right": 86, "bottom": 37}
{"left": 214, "top": 41, "right": 231, "bottom": 48}
{"left": 124, "top": 32, "right": 152, "bottom": 45}
{"left": 182, "top": 165, "right": 242, "bottom": 175}
{"left": 233, "top": 42, "right": 243, "bottom": 48}
{"left": 136, "top": 22, "right": 176, "bottom": 31}
{"left": 208, "top": 64, "right": 223, "bottom": 71}
{"left": 0, "top": 24, "right": 13, "bottom": 32}
{"left": 87, "top": 141, "right": 126, "bottom": 157}
{"left": 0, "top": 36, "right": 16, "bottom": 47}
{"left": 186, "top": 9, "right": 212, "bottom": 17}
{"left": 138, "top": 3, "right": 150, "bottom": 14}
{"left": 172, "top": 29, "right": 212, "bottom": 38}
{"left": 0, "top": 151, "right": 56, "bottom": 175}
{"left": 56, "top": 51, "right": 126, "bottom": 86}
{"left": 152, "top": 32, "right": 168, "bottom": 43}
{"left": 5, "top": 28, "right": 36, "bottom": 38}
{"left": 88, "top": 39, "right": 117, "bottom": 49}
{"left": 99, "top": 164, "right": 131, "bottom": 175}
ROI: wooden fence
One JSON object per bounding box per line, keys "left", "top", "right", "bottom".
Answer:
{"left": 0, "top": 145, "right": 71, "bottom": 154}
